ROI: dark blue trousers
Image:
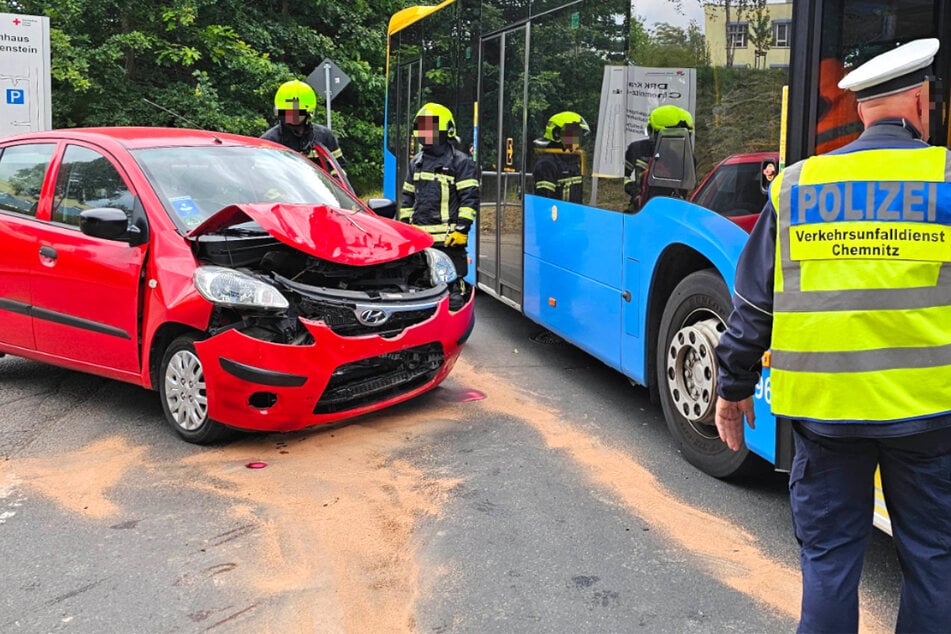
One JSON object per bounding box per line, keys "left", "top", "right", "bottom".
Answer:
{"left": 789, "top": 423, "right": 951, "bottom": 633}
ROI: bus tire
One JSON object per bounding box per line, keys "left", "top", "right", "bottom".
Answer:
{"left": 656, "top": 269, "right": 760, "bottom": 478}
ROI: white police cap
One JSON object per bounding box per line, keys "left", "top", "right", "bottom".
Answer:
{"left": 838, "top": 38, "right": 940, "bottom": 101}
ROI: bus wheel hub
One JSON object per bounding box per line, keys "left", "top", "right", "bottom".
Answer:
{"left": 666, "top": 318, "right": 722, "bottom": 424}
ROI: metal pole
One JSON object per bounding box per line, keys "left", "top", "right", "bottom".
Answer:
{"left": 324, "top": 62, "right": 332, "bottom": 129}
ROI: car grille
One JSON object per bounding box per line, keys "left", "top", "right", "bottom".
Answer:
{"left": 310, "top": 303, "right": 437, "bottom": 337}
{"left": 314, "top": 342, "right": 444, "bottom": 414}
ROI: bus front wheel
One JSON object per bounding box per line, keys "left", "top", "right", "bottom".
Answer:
{"left": 656, "top": 269, "right": 759, "bottom": 478}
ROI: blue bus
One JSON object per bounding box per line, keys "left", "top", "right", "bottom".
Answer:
{"left": 384, "top": 0, "right": 951, "bottom": 533}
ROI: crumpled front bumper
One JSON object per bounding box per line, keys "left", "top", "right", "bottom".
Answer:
{"left": 194, "top": 294, "right": 474, "bottom": 432}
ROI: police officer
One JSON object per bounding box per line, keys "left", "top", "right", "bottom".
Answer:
{"left": 532, "top": 111, "right": 590, "bottom": 203}
{"left": 262, "top": 79, "right": 348, "bottom": 181}
{"left": 400, "top": 103, "right": 479, "bottom": 299}
{"left": 624, "top": 105, "right": 694, "bottom": 211}
{"left": 714, "top": 39, "right": 951, "bottom": 633}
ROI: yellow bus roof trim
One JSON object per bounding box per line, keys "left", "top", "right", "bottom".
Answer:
{"left": 388, "top": 0, "right": 457, "bottom": 35}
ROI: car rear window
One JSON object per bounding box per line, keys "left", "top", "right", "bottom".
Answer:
{"left": 0, "top": 143, "right": 56, "bottom": 218}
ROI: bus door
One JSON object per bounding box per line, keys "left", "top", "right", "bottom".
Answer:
{"left": 389, "top": 57, "right": 423, "bottom": 201}
{"left": 477, "top": 26, "right": 528, "bottom": 309}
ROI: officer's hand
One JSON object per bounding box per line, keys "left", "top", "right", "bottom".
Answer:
{"left": 714, "top": 396, "right": 755, "bottom": 452}
{"left": 445, "top": 231, "right": 468, "bottom": 247}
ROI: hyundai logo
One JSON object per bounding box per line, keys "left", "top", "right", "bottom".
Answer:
{"left": 356, "top": 308, "right": 390, "bottom": 326}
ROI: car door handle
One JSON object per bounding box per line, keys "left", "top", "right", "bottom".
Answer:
{"left": 39, "top": 246, "right": 58, "bottom": 260}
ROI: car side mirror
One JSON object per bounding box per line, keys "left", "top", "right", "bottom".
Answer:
{"left": 366, "top": 198, "right": 398, "bottom": 219}
{"left": 760, "top": 160, "right": 778, "bottom": 194}
{"left": 80, "top": 207, "right": 131, "bottom": 241}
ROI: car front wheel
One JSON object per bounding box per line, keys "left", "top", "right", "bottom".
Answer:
{"left": 159, "top": 334, "right": 230, "bottom": 444}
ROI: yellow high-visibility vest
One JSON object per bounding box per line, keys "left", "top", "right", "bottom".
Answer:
{"left": 769, "top": 145, "right": 951, "bottom": 421}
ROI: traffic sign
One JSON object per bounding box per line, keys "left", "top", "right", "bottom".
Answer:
{"left": 1, "top": 12, "right": 51, "bottom": 134}
{"left": 307, "top": 59, "right": 351, "bottom": 102}
{"left": 307, "top": 59, "right": 351, "bottom": 129}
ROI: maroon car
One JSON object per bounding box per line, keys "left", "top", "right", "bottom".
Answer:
{"left": 690, "top": 151, "right": 779, "bottom": 232}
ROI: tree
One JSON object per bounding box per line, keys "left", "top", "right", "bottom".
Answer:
{"left": 630, "top": 17, "right": 710, "bottom": 68}
{"left": 1, "top": 0, "right": 404, "bottom": 194}
{"left": 703, "top": 0, "right": 758, "bottom": 67}
{"left": 747, "top": 2, "right": 772, "bottom": 69}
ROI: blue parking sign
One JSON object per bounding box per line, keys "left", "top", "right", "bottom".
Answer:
{"left": 6, "top": 89, "right": 25, "bottom": 105}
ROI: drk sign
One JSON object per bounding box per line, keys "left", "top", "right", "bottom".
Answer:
{"left": 0, "top": 12, "right": 51, "bottom": 136}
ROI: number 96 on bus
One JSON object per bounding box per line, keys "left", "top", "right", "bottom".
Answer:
{"left": 754, "top": 375, "right": 771, "bottom": 404}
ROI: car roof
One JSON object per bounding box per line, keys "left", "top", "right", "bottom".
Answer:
{"left": 1, "top": 126, "right": 278, "bottom": 151}
{"left": 717, "top": 151, "right": 779, "bottom": 165}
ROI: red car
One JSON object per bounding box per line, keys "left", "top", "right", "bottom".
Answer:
{"left": 0, "top": 127, "right": 474, "bottom": 442}
{"left": 690, "top": 151, "right": 779, "bottom": 232}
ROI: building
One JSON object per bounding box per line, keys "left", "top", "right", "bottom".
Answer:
{"left": 704, "top": 2, "right": 793, "bottom": 68}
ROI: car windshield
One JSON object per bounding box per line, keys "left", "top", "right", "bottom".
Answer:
{"left": 132, "top": 145, "right": 363, "bottom": 231}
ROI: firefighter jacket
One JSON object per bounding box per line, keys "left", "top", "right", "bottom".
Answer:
{"left": 261, "top": 122, "right": 347, "bottom": 172}
{"left": 399, "top": 142, "right": 479, "bottom": 237}
{"left": 533, "top": 150, "right": 582, "bottom": 203}
{"left": 716, "top": 120, "right": 951, "bottom": 435}
{"left": 624, "top": 138, "right": 653, "bottom": 195}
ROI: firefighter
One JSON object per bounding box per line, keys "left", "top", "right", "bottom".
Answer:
{"left": 624, "top": 104, "right": 694, "bottom": 211}
{"left": 532, "top": 111, "right": 590, "bottom": 203}
{"left": 262, "top": 79, "right": 348, "bottom": 180}
{"left": 400, "top": 103, "right": 479, "bottom": 300}
{"left": 714, "top": 39, "right": 951, "bottom": 633}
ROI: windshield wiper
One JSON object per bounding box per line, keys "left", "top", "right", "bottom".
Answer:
{"left": 329, "top": 207, "right": 368, "bottom": 233}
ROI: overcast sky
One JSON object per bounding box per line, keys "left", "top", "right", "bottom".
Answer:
{"left": 634, "top": 0, "right": 706, "bottom": 30}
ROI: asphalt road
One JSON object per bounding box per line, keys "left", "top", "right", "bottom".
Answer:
{"left": 0, "top": 292, "right": 904, "bottom": 633}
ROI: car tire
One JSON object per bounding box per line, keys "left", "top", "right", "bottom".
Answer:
{"left": 159, "top": 334, "right": 231, "bottom": 444}
{"left": 656, "top": 269, "right": 760, "bottom": 478}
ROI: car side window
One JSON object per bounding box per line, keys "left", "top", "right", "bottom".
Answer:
{"left": 693, "top": 161, "right": 765, "bottom": 218}
{"left": 52, "top": 145, "right": 134, "bottom": 228}
{"left": 0, "top": 143, "right": 56, "bottom": 218}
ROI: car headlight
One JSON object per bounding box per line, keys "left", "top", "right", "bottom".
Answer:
{"left": 194, "top": 266, "right": 289, "bottom": 310}
{"left": 425, "top": 247, "right": 457, "bottom": 285}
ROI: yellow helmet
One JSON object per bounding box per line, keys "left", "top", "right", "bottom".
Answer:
{"left": 543, "top": 111, "right": 590, "bottom": 143}
{"left": 647, "top": 105, "right": 694, "bottom": 135}
{"left": 414, "top": 102, "right": 457, "bottom": 143}
{"left": 274, "top": 80, "right": 317, "bottom": 117}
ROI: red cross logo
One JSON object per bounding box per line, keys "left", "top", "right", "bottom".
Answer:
{"left": 12, "top": 18, "right": 21, "bottom": 26}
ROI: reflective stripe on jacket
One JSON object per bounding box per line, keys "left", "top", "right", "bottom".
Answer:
{"left": 533, "top": 153, "right": 583, "bottom": 203}
{"left": 400, "top": 144, "right": 479, "bottom": 237}
{"left": 770, "top": 145, "right": 951, "bottom": 422}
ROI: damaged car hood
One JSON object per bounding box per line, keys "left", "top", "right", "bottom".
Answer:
{"left": 185, "top": 203, "right": 434, "bottom": 265}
